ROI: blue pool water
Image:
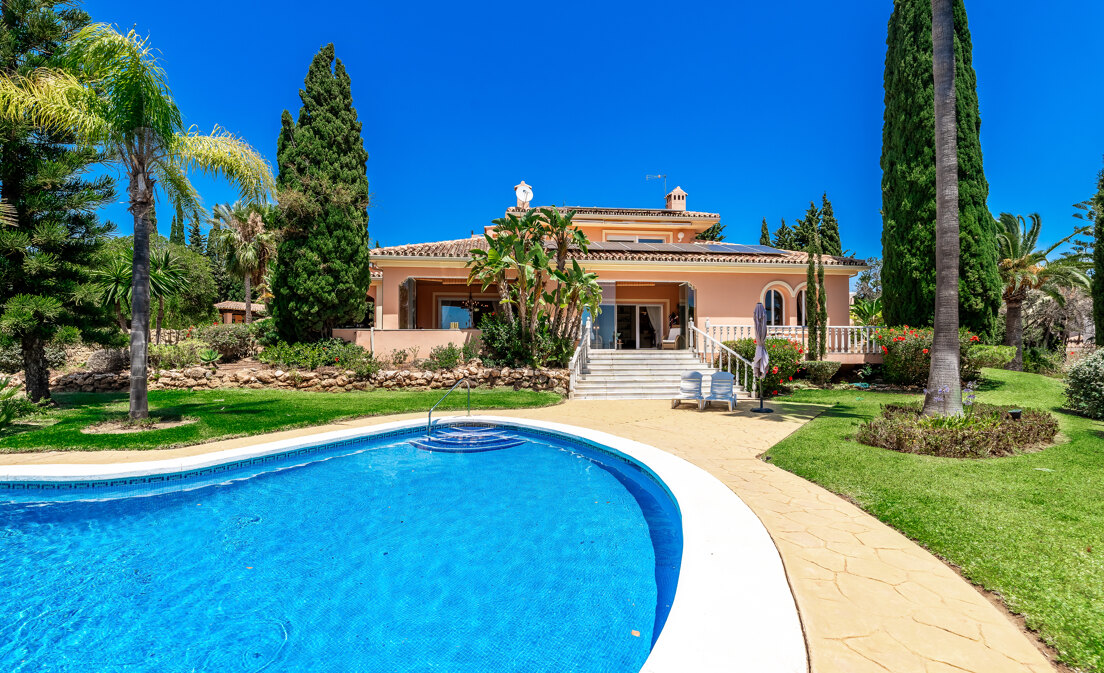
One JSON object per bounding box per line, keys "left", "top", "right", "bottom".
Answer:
{"left": 0, "top": 424, "right": 682, "bottom": 672}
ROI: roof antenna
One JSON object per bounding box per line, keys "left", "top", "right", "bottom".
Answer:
{"left": 646, "top": 174, "right": 668, "bottom": 196}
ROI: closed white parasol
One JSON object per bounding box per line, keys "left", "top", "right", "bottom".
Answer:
{"left": 751, "top": 302, "right": 773, "bottom": 413}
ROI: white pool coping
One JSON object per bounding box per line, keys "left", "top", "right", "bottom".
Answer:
{"left": 0, "top": 415, "right": 808, "bottom": 673}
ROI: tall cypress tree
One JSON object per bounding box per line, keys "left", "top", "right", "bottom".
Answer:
{"left": 819, "top": 192, "right": 842, "bottom": 255}
{"left": 1093, "top": 167, "right": 1104, "bottom": 343}
{"left": 793, "top": 201, "right": 819, "bottom": 251}
{"left": 0, "top": 1, "right": 118, "bottom": 401}
{"left": 816, "top": 242, "right": 828, "bottom": 358}
{"left": 759, "top": 217, "right": 771, "bottom": 245}
{"left": 169, "top": 201, "right": 186, "bottom": 245}
{"left": 271, "top": 44, "right": 372, "bottom": 341}
{"left": 881, "top": 0, "right": 1001, "bottom": 338}
{"left": 805, "top": 245, "right": 819, "bottom": 359}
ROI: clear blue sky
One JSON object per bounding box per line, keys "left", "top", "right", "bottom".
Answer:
{"left": 84, "top": 0, "right": 1103, "bottom": 258}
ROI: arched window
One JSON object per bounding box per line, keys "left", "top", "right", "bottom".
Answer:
{"left": 764, "top": 289, "right": 784, "bottom": 326}
{"left": 796, "top": 290, "right": 806, "bottom": 326}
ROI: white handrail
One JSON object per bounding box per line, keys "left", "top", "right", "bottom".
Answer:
{"left": 705, "top": 323, "right": 883, "bottom": 355}
{"left": 688, "top": 319, "right": 756, "bottom": 397}
{"left": 427, "top": 378, "right": 471, "bottom": 434}
{"left": 568, "top": 317, "right": 592, "bottom": 398}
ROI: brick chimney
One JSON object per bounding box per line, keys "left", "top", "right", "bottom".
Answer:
{"left": 665, "top": 186, "right": 687, "bottom": 211}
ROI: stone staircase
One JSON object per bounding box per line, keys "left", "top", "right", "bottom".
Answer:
{"left": 571, "top": 349, "right": 748, "bottom": 400}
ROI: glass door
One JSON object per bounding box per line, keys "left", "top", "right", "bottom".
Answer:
{"left": 616, "top": 306, "right": 636, "bottom": 350}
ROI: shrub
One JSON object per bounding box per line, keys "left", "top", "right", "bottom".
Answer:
{"left": 856, "top": 401, "right": 1059, "bottom": 458}
{"left": 0, "top": 377, "right": 41, "bottom": 429}
{"left": 967, "top": 344, "right": 1015, "bottom": 370}
{"left": 424, "top": 343, "right": 464, "bottom": 371}
{"left": 257, "top": 339, "right": 380, "bottom": 377}
{"left": 197, "top": 323, "right": 254, "bottom": 361}
{"left": 1065, "top": 348, "right": 1104, "bottom": 420}
{"left": 148, "top": 340, "right": 209, "bottom": 369}
{"left": 1023, "top": 346, "right": 1064, "bottom": 376}
{"left": 872, "top": 326, "right": 997, "bottom": 385}
{"left": 0, "top": 342, "right": 68, "bottom": 374}
{"left": 249, "top": 318, "right": 280, "bottom": 348}
{"left": 804, "top": 360, "right": 842, "bottom": 385}
{"left": 478, "top": 315, "right": 571, "bottom": 368}
{"left": 721, "top": 338, "right": 804, "bottom": 396}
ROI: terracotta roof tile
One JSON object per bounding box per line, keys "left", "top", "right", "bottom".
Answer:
{"left": 372, "top": 237, "right": 866, "bottom": 267}
{"left": 214, "top": 301, "right": 267, "bottom": 313}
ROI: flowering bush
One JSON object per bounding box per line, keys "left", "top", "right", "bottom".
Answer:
{"left": 872, "top": 326, "right": 1009, "bottom": 385}
{"left": 1065, "top": 348, "right": 1104, "bottom": 420}
{"left": 722, "top": 338, "right": 803, "bottom": 396}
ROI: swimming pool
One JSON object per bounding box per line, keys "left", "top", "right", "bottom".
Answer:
{"left": 0, "top": 422, "right": 682, "bottom": 672}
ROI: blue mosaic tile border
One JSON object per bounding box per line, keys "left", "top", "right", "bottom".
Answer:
{"left": 0, "top": 420, "right": 672, "bottom": 503}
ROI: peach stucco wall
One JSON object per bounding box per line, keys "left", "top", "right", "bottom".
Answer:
{"left": 333, "top": 327, "right": 480, "bottom": 357}
{"left": 372, "top": 262, "right": 856, "bottom": 349}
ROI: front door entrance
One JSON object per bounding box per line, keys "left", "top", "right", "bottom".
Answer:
{"left": 614, "top": 304, "right": 662, "bottom": 349}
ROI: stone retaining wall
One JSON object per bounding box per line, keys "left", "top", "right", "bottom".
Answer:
{"left": 13, "top": 363, "right": 568, "bottom": 395}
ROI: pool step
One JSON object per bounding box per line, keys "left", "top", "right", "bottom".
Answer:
{"left": 410, "top": 426, "right": 525, "bottom": 452}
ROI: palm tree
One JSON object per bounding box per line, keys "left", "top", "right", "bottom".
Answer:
{"left": 924, "top": 0, "right": 962, "bottom": 417}
{"left": 93, "top": 246, "right": 186, "bottom": 339}
{"left": 0, "top": 24, "right": 274, "bottom": 418}
{"left": 0, "top": 198, "right": 14, "bottom": 226}
{"left": 210, "top": 202, "right": 276, "bottom": 324}
{"left": 850, "top": 296, "right": 883, "bottom": 326}
{"left": 150, "top": 248, "right": 186, "bottom": 344}
{"left": 996, "top": 213, "right": 1090, "bottom": 370}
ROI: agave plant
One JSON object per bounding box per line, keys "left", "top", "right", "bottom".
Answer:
{"left": 198, "top": 348, "right": 222, "bottom": 369}
{"left": 0, "top": 24, "right": 274, "bottom": 419}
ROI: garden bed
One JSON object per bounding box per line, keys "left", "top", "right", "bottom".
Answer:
{"left": 856, "top": 401, "right": 1059, "bottom": 458}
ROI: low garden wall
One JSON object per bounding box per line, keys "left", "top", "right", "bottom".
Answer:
{"left": 15, "top": 363, "right": 568, "bottom": 395}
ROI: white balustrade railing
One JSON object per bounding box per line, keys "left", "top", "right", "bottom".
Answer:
{"left": 567, "top": 318, "right": 592, "bottom": 398}
{"left": 688, "top": 319, "right": 757, "bottom": 397}
{"left": 704, "top": 322, "right": 882, "bottom": 355}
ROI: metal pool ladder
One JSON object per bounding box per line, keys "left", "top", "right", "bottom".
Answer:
{"left": 426, "top": 378, "right": 471, "bottom": 435}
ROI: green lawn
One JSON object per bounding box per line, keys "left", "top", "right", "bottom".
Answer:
{"left": 0, "top": 388, "right": 562, "bottom": 452}
{"left": 766, "top": 369, "right": 1104, "bottom": 672}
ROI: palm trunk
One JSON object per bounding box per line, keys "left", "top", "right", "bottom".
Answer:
{"left": 115, "top": 301, "right": 127, "bottom": 331}
{"left": 923, "top": 0, "right": 963, "bottom": 417}
{"left": 156, "top": 296, "right": 164, "bottom": 345}
{"left": 128, "top": 166, "right": 154, "bottom": 420}
{"left": 1003, "top": 298, "right": 1024, "bottom": 371}
{"left": 21, "top": 336, "right": 50, "bottom": 403}
{"left": 244, "top": 274, "right": 252, "bottom": 324}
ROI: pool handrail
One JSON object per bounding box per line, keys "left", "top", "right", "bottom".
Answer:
{"left": 426, "top": 377, "right": 471, "bottom": 434}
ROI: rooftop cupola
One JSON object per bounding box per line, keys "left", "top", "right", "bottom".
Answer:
{"left": 665, "top": 186, "right": 687, "bottom": 211}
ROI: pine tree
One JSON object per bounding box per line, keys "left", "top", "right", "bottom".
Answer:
{"left": 271, "top": 44, "right": 372, "bottom": 341}
{"left": 0, "top": 1, "right": 118, "bottom": 401}
{"left": 1093, "top": 167, "right": 1104, "bottom": 343}
{"left": 772, "top": 218, "right": 795, "bottom": 250}
{"left": 819, "top": 192, "right": 842, "bottom": 255}
{"left": 759, "top": 218, "right": 771, "bottom": 245}
{"left": 881, "top": 0, "right": 1001, "bottom": 338}
{"left": 187, "top": 218, "right": 205, "bottom": 253}
{"left": 695, "top": 222, "right": 725, "bottom": 241}
{"left": 793, "top": 201, "right": 819, "bottom": 252}
{"left": 169, "top": 201, "right": 186, "bottom": 245}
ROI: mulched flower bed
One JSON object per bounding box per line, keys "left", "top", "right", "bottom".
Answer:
{"left": 856, "top": 402, "right": 1059, "bottom": 458}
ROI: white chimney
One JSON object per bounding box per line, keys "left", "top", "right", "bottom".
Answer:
{"left": 665, "top": 186, "right": 687, "bottom": 211}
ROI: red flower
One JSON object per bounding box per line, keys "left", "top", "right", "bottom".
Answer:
{"left": 798, "top": 348, "right": 804, "bottom": 354}
{"left": 922, "top": 348, "right": 929, "bottom": 354}
{"left": 771, "top": 366, "right": 779, "bottom": 374}
{"left": 788, "top": 376, "right": 793, "bottom": 381}
{"left": 970, "top": 335, "right": 979, "bottom": 342}
{"left": 334, "top": 357, "right": 339, "bottom": 362}
{"left": 881, "top": 345, "right": 888, "bottom": 353}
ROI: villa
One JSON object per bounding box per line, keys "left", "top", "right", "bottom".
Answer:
{"left": 350, "top": 183, "right": 869, "bottom": 357}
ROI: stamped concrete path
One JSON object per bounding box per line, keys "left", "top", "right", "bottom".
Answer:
{"left": 2, "top": 400, "right": 1057, "bottom": 673}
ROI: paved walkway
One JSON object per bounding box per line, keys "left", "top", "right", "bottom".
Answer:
{"left": 2, "top": 400, "right": 1057, "bottom": 673}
